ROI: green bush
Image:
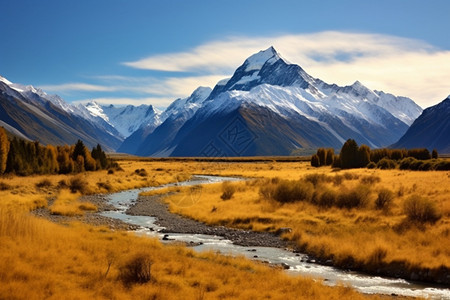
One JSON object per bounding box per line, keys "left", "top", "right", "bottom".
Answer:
{"left": 403, "top": 195, "right": 441, "bottom": 224}
{"left": 273, "top": 180, "right": 314, "bottom": 203}
{"left": 375, "top": 188, "right": 394, "bottom": 210}
{"left": 336, "top": 185, "right": 371, "bottom": 208}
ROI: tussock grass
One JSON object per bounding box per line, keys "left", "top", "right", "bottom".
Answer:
{"left": 163, "top": 162, "right": 450, "bottom": 276}
{"left": 50, "top": 190, "right": 97, "bottom": 216}
{"left": 0, "top": 207, "right": 371, "bottom": 299}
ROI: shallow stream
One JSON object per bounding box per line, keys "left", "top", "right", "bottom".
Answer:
{"left": 101, "top": 175, "right": 450, "bottom": 299}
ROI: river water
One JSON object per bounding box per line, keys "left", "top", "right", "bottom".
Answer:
{"left": 101, "top": 175, "right": 450, "bottom": 299}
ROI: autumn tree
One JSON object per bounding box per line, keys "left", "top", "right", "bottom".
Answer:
{"left": 0, "top": 127, "right": 10, "bottom": 174}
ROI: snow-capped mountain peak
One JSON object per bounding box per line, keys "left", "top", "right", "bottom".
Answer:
{"left": 244, "top": 46, "right": 282, "bottom": 72}
{"left": 84, "top": 101, "right": 109, "bottom": 121}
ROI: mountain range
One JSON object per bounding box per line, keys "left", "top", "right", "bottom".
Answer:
{"left": 2, "top": 46, "right": 449, "bottom": 155}
{"left": 392, "top": 96, "right": 450, "bottom": 153}
{"left": 0, "top": 76, "right": 122, "bottom": 151}
{"left": 120, "top": 47, "right": 423, "bottom": 156}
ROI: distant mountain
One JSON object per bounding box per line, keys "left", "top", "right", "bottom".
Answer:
{"left": 392, "top": 96, "right": 450, "bottom": 153}
{"left": 82, "top": 101, "right": 162, "bottom": 138}
{"left": 0, "top": 75, "right": 123, "bottom": 151}
{"left": 118, "top": 86, "right": 211, "bottom": 155}
{"left": 120, "top": 47, "right": 422, "bottom": 157}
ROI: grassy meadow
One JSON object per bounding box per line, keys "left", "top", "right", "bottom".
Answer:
{"left": 0, "top": 159, "right": 385, "bottom": 299}
{"left": 149, "top": 160, "right": 450, "bottom": 282}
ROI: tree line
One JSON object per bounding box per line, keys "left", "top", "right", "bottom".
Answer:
{"left": 311, "top": 139, "right": 449, "bottom": 170}
{"left": 0, "top": 127, "right": 113, "bottom": 176}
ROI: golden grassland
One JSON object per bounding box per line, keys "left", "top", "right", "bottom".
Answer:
{"left": 0, "top": 159, "right": 383, "bottom": 299}
{"left": 155, "top": 161, "right": 450, "bottom": 276}
{"left": 1, "top": 209, "right": 373, "bottom": 300}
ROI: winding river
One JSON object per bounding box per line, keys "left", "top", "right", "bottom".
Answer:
{"left": 101, "top": 175, "right": 450, "bottom": 299}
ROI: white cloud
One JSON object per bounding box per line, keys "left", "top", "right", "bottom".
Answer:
{"left": 39, "top": 83, "right": 114, "bottom": 92}
{"left": 123, "top": 31, "right": 450, "bottom": 107}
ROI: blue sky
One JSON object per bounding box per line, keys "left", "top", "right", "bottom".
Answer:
{"left": 1, "top": 0, "right": 449, "bottom": 108}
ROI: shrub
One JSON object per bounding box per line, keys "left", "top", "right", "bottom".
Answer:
{"left": 35, "top": 179, "right": 52, "bottom": 189}
{"left": 317, "top": 189, "right": 337, "bottom": 207}
{"left": 360, "top": 175, "right": 381, "bottom": 185}
{"left": 69, "top": 175, "right": 89, "bottom": 194}
{"left": 377, "top": 158, "right": 396, "bottom": 169}
{"left": 399, "top": 157, "right": 415, "bottom": 170}
{"left": 403, "top": 195, "right": 441, "bottom": 224}
{"left": 434, "top": 160, "right": 450, "bottom": 170}
{"left": 134, "top": 168, "right": 148, "bottom": 177}
{"left": 220, "top": 182, "right": 235, "bottom": 200}
{"left": 119, "top": 252, "right": 152, "bottom": 286}
{"left": 336, "top": 185, "right": 371, "bottom": 208}
{"left": 273, "top": 180, "right": 314, "bottom": 203}
{"left": 375, "top": 188, "right": 394, "bottom": 210}
{"left": 259, "top": 183, "right": 277, "bottom": 200}
{"left": 407, "top": 148, "right": 431, "bottom": 160}
{"left": 97, "top": 181, "right": 113, "bottom": 192}
{"left": 304, "top": 173, "right": 330, "bottom": 187}
{"left": 366, "top": 162, "right": 377, "bottom": 169}
{"left": 0, "top": 181, "right": 12, "bottom": 191}
{"left": 332, "top": 175, "right": 344, "bottom": 186}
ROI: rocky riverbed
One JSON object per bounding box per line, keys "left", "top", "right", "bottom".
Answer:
{"left": 32, "top": 194, "right": 139, "bottom": 231}
{"left": 127, "top": 194, "right": 290, "bottom": 249}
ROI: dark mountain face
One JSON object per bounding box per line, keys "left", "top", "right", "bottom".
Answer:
{"left": 392, "top": 96, "right": 450, "bottom": 153}
{"left": 0, "top": 80, "right": 122, "bottom": 151}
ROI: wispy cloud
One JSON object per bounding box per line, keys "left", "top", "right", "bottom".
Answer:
{"left": 39, "top": 82, "right": 115, "bottom": 92}
{"left": 123, "top": 31, "right": 450, "bottom": 107}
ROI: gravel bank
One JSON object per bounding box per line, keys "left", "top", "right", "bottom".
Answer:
{"left": 127, "top": 194, "right": 290, "bottom": 249}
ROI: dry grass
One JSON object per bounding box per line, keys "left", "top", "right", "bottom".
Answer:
{"left": 0, "top": 208, "right": 371, "bottom": 299}
{"left": 162, "top": 163, "right": 450, "bottom": 274}
{"left": 0, "top": 159, "right": 379, "bottom": 299}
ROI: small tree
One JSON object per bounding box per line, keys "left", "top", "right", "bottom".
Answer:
{"left": 340, "top": 139, "right": 359, "bottom": 169}
{"left": 316, "top": 148, "right": 327, "bottom": 166}
{"left": 431, "top": 149, "right": 438, "bottom": 159}
{"left": 325, "top": 148, "right": 334, "bottom": 165}
{"left": 358, "top": 144, "right": 371, "bottom": 167}
{"left": 311, "top": 154, "right": 320, "bottom": 167}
